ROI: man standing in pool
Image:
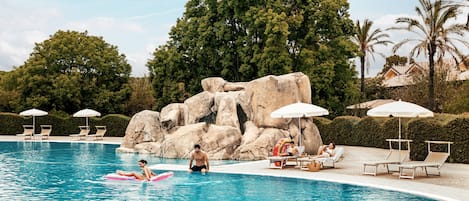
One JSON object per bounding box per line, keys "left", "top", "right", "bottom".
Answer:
{"left": 188, "top": 144, "right": 210, "bottom": 173}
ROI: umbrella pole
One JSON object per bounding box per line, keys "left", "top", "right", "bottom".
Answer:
{"left": 86, "top": 117, "right": 89, "bottom": 128}
{"left": 398, "top": 117, "right": 401, "bottom": 162}
{"left": 33, "top": 116, "right": 35, "bottom": 135}
{"left": 298, "top": 117, "right": 301, "bottom": 146}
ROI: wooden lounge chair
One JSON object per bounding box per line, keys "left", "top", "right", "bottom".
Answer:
{"left": 87, "top": 126, "right": 106, "bottom": 141}
{"left": 363, "top": 139, "right": 412, "bottom": 176}
{"left": 34, "top": 125, "right": 52, "bottom": 140}
{"left": 70, "top": 126, "right": 91, "bottom": 140}
{"left": 397, "top": 141, "right": 453, "bottom": 179}
{"left": 16, "top": 125, "right": 34, "bottom": 140}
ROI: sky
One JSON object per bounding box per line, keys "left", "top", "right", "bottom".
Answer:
{"left": 0, "top": 0, "right": 467, "bottom": 77}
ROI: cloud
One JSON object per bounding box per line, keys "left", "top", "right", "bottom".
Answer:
{"left": 66, "top": 17, "right": 145, "bottom": 33}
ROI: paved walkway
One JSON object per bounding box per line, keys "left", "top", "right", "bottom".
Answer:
{"left": 2, "top": 135, "right": 469, "bottom": 200}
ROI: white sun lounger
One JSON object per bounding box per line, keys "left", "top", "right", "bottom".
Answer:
{"left": 398, "top": 141, "right": 453, "bottom": 179}
{"left": 34, "top": 125, "right": 52, "bottom": 140}
{"left": 268, "top": 156, "right": 299, "bottom": 169}
{"left": 70, "top": 126, "right": 91, "bottom": 140}
{"left": 313, "top": 147, "right": 344, "bottom": 168}
{"left": 16, "top": 125, "right": 34, "bottom": 140}
{"left": 363, "top": 139, "right": 412, "bottom": 176}
{"left": 87, "top": 126, "right": 107, "bottom": 141}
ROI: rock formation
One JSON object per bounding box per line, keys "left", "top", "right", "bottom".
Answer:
{"left": 118, "top": 72, "right": 324, "bottom": 160}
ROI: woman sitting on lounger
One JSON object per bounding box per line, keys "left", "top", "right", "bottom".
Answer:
{"left": 280, "top": 142, "right": 299, "bottom": 156}
{"left": 317, "top": 142, "right": 335, "bottom": 157}
{"left": 117, "top": 159, "right": 156, "bottom": 181}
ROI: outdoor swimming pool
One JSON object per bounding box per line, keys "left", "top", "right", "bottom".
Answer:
{"left": 0, "top": 142, "right": 436, "bottom": 200}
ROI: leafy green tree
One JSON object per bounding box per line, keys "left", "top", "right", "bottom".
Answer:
{"left": 148, "top": 0, "right": 358, "bottom": 115}
{"left": 380, "top": 55, "right": 409, "bottom": 75}
{"left": 0, "top": 71, "right": 21, "bottom": 112}
{"left": 125, "top": 77, "right": 156, "bottom": 115}
{"left": 391, "top": 0, "right": 468, "bottom": 111}
{"left": 10, "top": 30, "right": 131, "bottom": 114}
{"left": 352, "top": 19, "right": 392, "bottom": 95}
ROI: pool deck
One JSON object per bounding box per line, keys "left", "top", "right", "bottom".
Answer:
{"left": 2, "top": 135, "right": 469, "bottom": 201}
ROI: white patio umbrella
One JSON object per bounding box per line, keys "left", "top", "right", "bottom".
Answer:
{"left": 73, "top": 109, "right": 101, "bottom": 127}
{"left": 271, "top": 102, "right": 329, "bottom": 150}
{"left": 367, "top": 99, "right": 433, "bottom": 161}
{"left": 19, "top": 108, "right": 48, "bottom": 134}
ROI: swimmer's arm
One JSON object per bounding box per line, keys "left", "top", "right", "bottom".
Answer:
{"left": 189, "top": 152, "right": 194, "bottom": 169}
{"left": 144, "top": 168, "right": 152, "bottom": 180}
{"left": 205, "top": 154, "right": 210, "bottom": 171}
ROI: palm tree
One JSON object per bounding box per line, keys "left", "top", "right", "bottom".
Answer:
{"left": 352, "top": 19, "right": 392, "bottom": 95}
{"left": 391, "top": 0, "right": 468, "bottom": 111}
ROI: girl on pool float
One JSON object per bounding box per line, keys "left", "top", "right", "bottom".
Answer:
{"left": 116, "top": 159, "right": 156, "bottom": 181}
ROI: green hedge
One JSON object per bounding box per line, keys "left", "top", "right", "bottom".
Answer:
{"left": 0, "top": 113, "right": 130, "bottom": 137}
{"left": 315, "top": 114, "right": 469, "bottom": 164}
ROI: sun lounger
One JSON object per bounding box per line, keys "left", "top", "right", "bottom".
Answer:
{"left": 267, "top": 155, "right": 299, "bottom": 169}
{"left": 16, "top": 125, "right": 34, "bottom": 140}
{"left": 397, "top": 141, "right": 453, "bottom": 179}
{"left": 363, "top": 139, "right": 412, "bottom": 176}
{"left": 70, "top": 126, "right": 91, "bottom": 140}
{"left": 34, "top": 125, "right": 52, "bottom": 140}
{"left": 313, "top": 147, "right": 344, "bottom": 168}
{"left": 87, "top": 126, "right": 106, "bottom": 141}
{"left": 298, "top": 147, "right": 345, "bottom": 170}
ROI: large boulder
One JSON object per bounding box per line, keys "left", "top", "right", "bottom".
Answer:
{"left": 119, "top": 72, "right": 325, "bottom": 161}
{"left": 214, "top": 91, "right": 250, "bottom": 122}
{"left": 301, "top": 119, "right": 323, "bottom": 154}
{"left": 239, "top": 121, "right": 260, "bottom": 146}
{"left": 120, "top": 110, "right": 165, "bottom": 149}
{"left": 246, "top": 72, "right": 311, "bottom": 129}
{"left": 223, "top": 82, "right": 246, "bottom": 91}
{"left": 233, "top": 128, "right": 289, "bottom": 160}
{"left": 201, "top": 77, "right": 226, "bottom": 93}
{"left": 215, "top": 95, "right": 240, "bottom": 130}
{"left": 152, "top": 123, "right": 241, "bottom": 160}
{"left": 160, "top": 103, "right": 189, "bottom": 129}
{"left": 202, "top": 125, "right": 242, "bottom": 160}
{"left": 184, "top": 91, "right": 215, "bottom": 124}
{"left": 157, "top": 123, "right": 208, "bottom": 158}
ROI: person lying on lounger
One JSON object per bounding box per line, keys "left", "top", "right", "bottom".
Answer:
{"left": 317, "top": 142, "right": 336, "bottom": 158}
{"left": 116, "top": 159, "right": 156, "bottom": 181}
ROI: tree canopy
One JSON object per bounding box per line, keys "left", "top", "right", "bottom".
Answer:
{"left": 2, "top": 30, "right": 131, "bottom": 114}
{"left": 148, "top": 0, "right": 359, "bottom": 115}
{"left": 352, "top": 19, "right": 392, "bottom": 94}
{"left": 391, "top": 0, "right": 468, "bottom": 111}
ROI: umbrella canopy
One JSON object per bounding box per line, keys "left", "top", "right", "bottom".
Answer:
{"left": 19, "top": 108, "right": 48, "bottom": 116}
{"left": 271, "top": 102, "right": 329, "bottom": 118}
{"left": 19, "top": 108, "right": 48, "bottom": 134}
{"left": 367, "top": 100, "right": 433, "bottom": 161}
{"left": 271, "top": 102, "right": 329, "bottom": 149}
{"left": 367, "top": 100, "right": 434, "bottom": 118}
{"left": 73, "top": 109, "right": 101, "bottom": 127}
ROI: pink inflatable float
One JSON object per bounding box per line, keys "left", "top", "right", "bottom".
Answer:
{"left": 106, "top": 171, "right": 174, "bottom": 182}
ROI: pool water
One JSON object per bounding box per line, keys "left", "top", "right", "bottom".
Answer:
{"left": 0, "top": 142, "right": 435, "bottom": 200}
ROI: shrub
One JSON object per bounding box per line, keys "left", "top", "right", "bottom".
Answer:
{"left": 313, "top": 114, "right": 469, "bottom": 164}
{"left": 0, "top": 113, "right": 130, "bottom": 137}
